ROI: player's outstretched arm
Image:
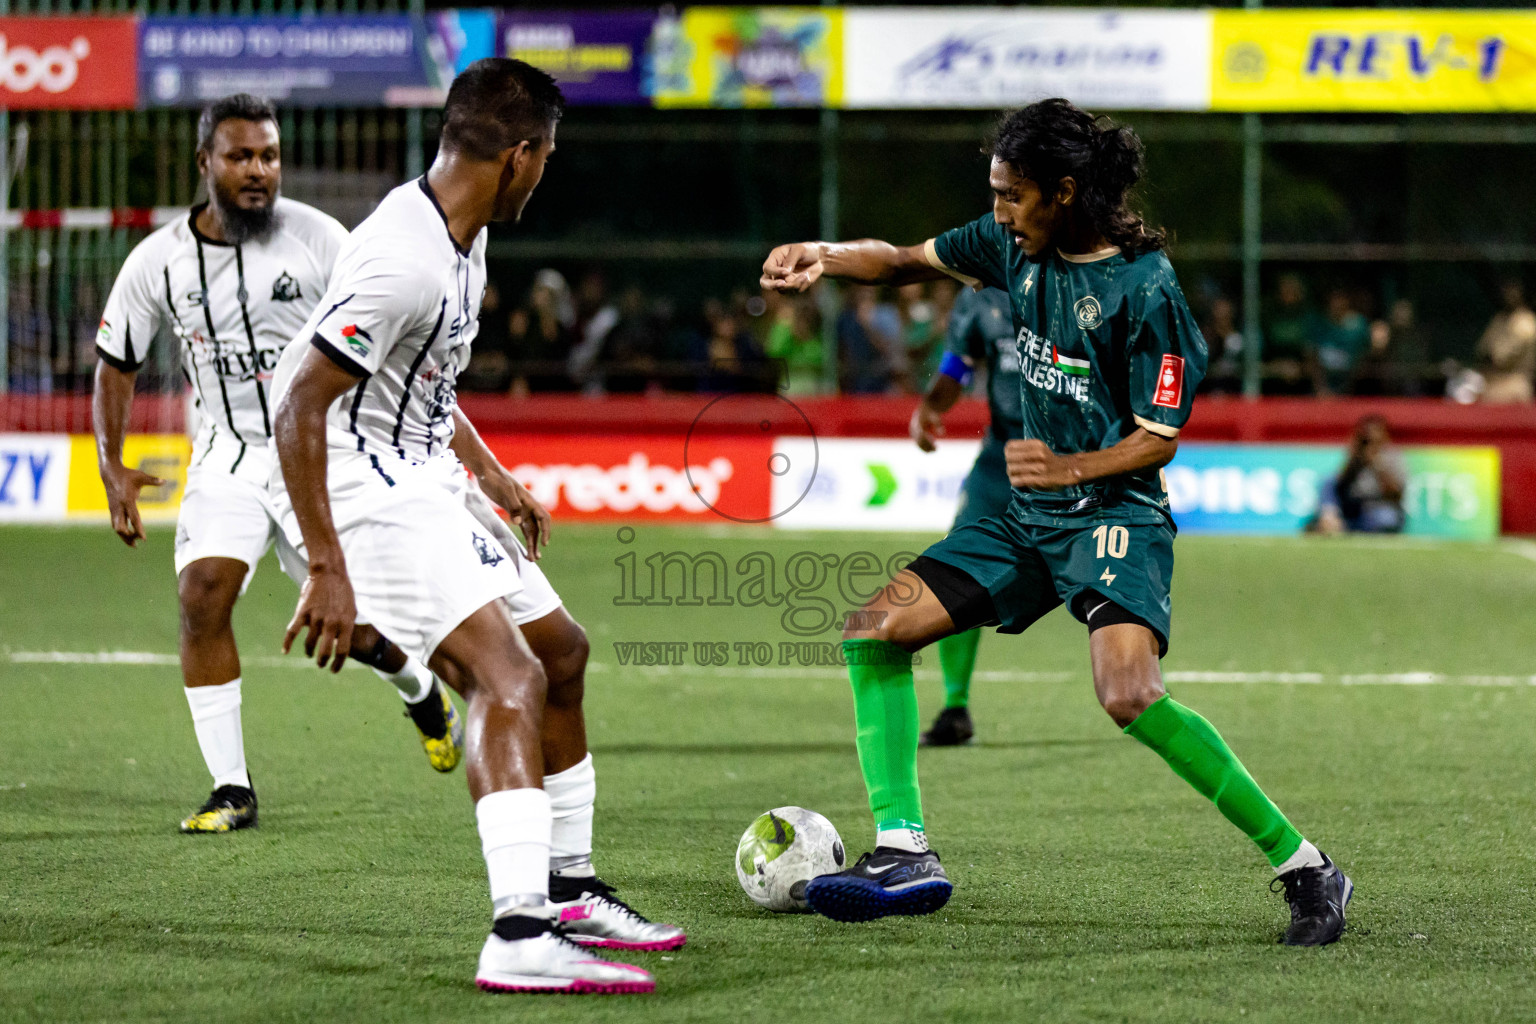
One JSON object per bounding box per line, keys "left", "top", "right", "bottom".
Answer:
{"left": 92, "top": 360, "right": 166, "bottom": 547}
{"left": 760, "top": 240, "right": 944, "bottom": 293}
{"left": 1006, "top": 429, "right": 1178, "bottom": 491}
{"left": 273, "top": 346, "right": 363, "bottom": 672}
{"left": 448, "top": 407, "right": 552, "bottom": 559}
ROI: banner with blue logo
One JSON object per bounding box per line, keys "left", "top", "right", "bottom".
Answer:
{"left": 139, "top": 15, "right": 439, "bottom": 108}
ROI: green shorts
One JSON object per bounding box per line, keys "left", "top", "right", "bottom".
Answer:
{"left": 952, "top": 437, "right": 1013, "bottom": 531}
{"left": 917, "top": 509, "right": 1176, "bottom": 655}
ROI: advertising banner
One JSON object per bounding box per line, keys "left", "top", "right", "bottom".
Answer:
{"left": 771, "top": 437, "right": 981, "bottom": 532}
{"left": 488, "top": 435, "right": 773, "bottom": 522}
{"left": 427, "top": 9, "right": 498, "bottom": 85}
{"left": 138, "top": 15, "right": 436, "bottom": 108}
{"left": 1211, "top": 10, "right": 1536, "bottom": 111}
{"left": 842, "top": 8, "right": 1211, "bottom": 111}
{"left": 499, "top": 10, "right": 653, "bottom": 105}
{"left": 65, "top": 434, "right": 191, "bottom": 523}
{"left": 0, "top": 17, "right": 138, "bottom": 110}
{"left": 653, "top": 7, "right": 842, "bottom": 108}
{"left": 1165, "top": 443, "right": 1500, "bottom": 538}
{"left": 0, "top": 434, "right": 72, "bottom": 523}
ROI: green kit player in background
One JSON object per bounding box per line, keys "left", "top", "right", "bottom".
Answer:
{"left": 908, "top": 286, "right": 1019, "bottom": 747}
{"left": 760, "top": 98, "right": 1352, "bottom": 947}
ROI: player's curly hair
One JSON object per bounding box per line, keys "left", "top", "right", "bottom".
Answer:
{"left": 990, "top": 98, "right": 1166, "bottom": 255}
{"left": 441, "top": 58, "right": 565, "bottom": 161}
{"left": 196, "top": 93, "right": 277, "bottom": 154}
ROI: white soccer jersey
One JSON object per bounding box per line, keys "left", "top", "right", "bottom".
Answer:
{"left": 96, "top": 198, "right": 348, "bottom": 477}
{"left": 272, "top": 178, "right": 485, "bottom": 468}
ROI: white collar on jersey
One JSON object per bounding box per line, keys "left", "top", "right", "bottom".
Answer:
{"left": 1058, "top": 245, "right": 1122, "bottom": 264}
{"left": 417, "top": 176, "right": 473, "bottom": 258}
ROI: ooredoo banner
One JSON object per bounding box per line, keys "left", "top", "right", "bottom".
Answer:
{"left": 487, "top": 435, "right": 773, "bottom": 522}
{"left": 0, "top": 17, "right": 137, "bottom": 110}
{"left": 841, "top": 8, "right": 1211, "bottom": 111}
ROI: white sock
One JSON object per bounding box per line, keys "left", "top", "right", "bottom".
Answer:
{"left": 376, "top": 657, "right": 434, "bottom": 704}
{"left": 876, "top": 827, "right": 929, "bottom": 853}
{"left": 1274, "top": 838, "right": 1325, "bottom": 876}
{"left": 476, "top": 788, "right": 553, "bottom": 919}
{"left": 183, "top": 678, "right": 250, "bottom": 790}
{"left": 545, "top": 753, "right": 596, "bottom": 878}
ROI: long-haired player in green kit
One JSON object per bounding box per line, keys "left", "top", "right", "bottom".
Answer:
{"left": 908, "top": 285, "right": 1019, "bottom": 747}
{"left": 761, "top": 99, "right": 1352, "bottom": 947}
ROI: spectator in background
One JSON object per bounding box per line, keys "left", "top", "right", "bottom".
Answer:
{"left": 567, "top": 270, "right": 620, "bottom": 393}
{"left": 1310, "top": 415, "right": 1407, "bottom": 535}
{"left": 690, "top": 294, "right": 770, "bottom": 392}
{"left": 896, "top": 281, "right": 946, "bottom": 392}
{"left": 766, "top": 292, "right": 825, "bottom": 395}
{"left": 1310, "top": 287, "right": 1370, "bottom": 395}
{"left": 1476, "top": 280, "right": 1536, "bottom": 404}
{"left": 460, "top": 281, "right": 514, "bottom": 392}
{"left": 1354, "top": 298, "right": 1431, "bottom": 397}
{"left": 506, "top": 269, "right": 578, "bottom": 395}
{"left": 837, "top": 285, "right": 903, "bottom": 394}
{"left": 1200, "top": 295, "right": 1245, "bottom": 393}
{"left": 1262, "top": 273, "right": 1319, "bottom": 394}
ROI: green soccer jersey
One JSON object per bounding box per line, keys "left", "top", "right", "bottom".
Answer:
{"left": 946, "top": 286, "right": 1024, "bottom": 442}
{"left": 932, "top": 215, "right": 1208, "bottom": 526}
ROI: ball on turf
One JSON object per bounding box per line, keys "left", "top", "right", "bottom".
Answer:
{"left": 735, "top": 806, "right": 845, "bottom": 912}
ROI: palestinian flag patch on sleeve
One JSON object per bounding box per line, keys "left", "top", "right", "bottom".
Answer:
{"left": 1152, "top": 354, "right": 1184, "bottom": 408}
{"left": 1052, "top": 346, "right": 1091, "bottom": 377}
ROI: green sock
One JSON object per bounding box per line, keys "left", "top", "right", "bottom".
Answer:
{"left": 1124, "top": 694, "right": 1304, "bottom": 867}
{"left": 937, "top": 628, "right": 981, "bottom": 710}
{"left": 843, "top": 639, "right": 924, "bottom": 832}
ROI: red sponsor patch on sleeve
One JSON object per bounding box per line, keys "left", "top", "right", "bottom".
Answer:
{"left": 1152, "top": 354, "right": 1184, "bottom": 409}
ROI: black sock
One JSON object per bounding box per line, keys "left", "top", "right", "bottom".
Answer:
{"left": 492, "top": 914, "right": 551, "bottom": 941}
{"left": 404, "top": 683, "right": 449, "bottom": 739}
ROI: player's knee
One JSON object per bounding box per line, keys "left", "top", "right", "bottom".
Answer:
{"left": 1097, "top": 678, "right": 1165, "bottom": 728}
{"left": 177, "top": 566, "right": 238, "bottom": 637}
{"left": 543, "top": 625, "right": 588, "bottom": 710}
{"left": 478, "top": 655, "right": 549, "bottom": 717}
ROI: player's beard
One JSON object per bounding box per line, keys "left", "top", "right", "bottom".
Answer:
{"left": 210, "top": 182, "right": 280, "bottom": 244}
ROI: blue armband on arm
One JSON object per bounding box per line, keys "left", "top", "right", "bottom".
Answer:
{"left": 937, "top": 351, "right": 974, "bottom": 387}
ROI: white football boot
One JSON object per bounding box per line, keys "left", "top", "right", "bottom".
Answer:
{"left": 549, "top": 875, "right": 688, "bottom": 951}
{"left": 475, "top": 925, "right": 655, "bottom": 994}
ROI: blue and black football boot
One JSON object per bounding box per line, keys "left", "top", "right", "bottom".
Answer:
{"left": 804, "top": 846, "right": 952, "bottom": 922}
{"left": 1275, "top": 851, "right": 1353, "bottom": 946}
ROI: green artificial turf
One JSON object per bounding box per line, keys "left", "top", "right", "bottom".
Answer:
{"left": 2, "top": 524, "right": 1535, "bottom": 1023}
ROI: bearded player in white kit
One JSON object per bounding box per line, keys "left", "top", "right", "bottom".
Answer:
{"left": 271, "top": 59, "right": 676, "bottom": 994}
{"left": 93, "top": 95, "right": 465, "bottom": 836}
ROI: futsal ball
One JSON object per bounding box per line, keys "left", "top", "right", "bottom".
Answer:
{"left": 735, "top": 806, "right": 845, "bottom": 912}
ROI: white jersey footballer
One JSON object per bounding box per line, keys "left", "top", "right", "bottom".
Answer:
{"left": 269, "top": 176, "right": 517, "bottom": 660}
{"left": 97, "top": 198, "right": 346, "bottom": 580}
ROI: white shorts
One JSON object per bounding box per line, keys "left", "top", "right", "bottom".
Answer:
{"left": 174, "top": 466, "right": 279, "bottom": 593}
{"left": 428, "top": 456, "right": 564, "bottom": 626}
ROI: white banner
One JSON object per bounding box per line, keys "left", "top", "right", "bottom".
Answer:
{"left": 772, "top": 437, "right": 980, "bottom": 532}
{"left": 0, "top": 434, "right": 72, "bottom": 523}
{"left": 842, "top": 8, "right": 1212, "bottom": 111}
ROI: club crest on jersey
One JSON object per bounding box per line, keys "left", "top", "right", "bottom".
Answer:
{"left": 270, "top": 271, "right": 302, "bottom": 302}
{"left": 471, "top": 532, "right": 505, "bottom": 567}
{"left": 1074, "top": 295, "right": 1103, "bottom": 330}
{"left": 1153, "top": 354, "right": 1185, "bottom": 408}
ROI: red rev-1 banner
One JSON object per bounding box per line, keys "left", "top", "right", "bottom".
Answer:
{"left": 484, "top": 434, "right": 773, "bottom": 522}
{"left": 0, "top": 17, "right": 138, "bottom": 110}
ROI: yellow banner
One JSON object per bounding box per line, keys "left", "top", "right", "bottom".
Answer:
{"left": 1212, "top": 10, "right": 1536, "bottom": 111}
{"left": 67, "top": 434, "right": 191, "bottom": 523}
{"left": 654, "top": 7, "right": 843, "bottom": 109}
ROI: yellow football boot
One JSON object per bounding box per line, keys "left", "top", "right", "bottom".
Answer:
{"left": 409, "top": 681, "right": 465, "bottom": 773}
{"left": 179, "top": 784, "right": 257, "bottom": 834}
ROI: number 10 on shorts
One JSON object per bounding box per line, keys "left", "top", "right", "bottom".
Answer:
{"left": 1092, "top": 525, "right": 1129, "bottom": 559}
